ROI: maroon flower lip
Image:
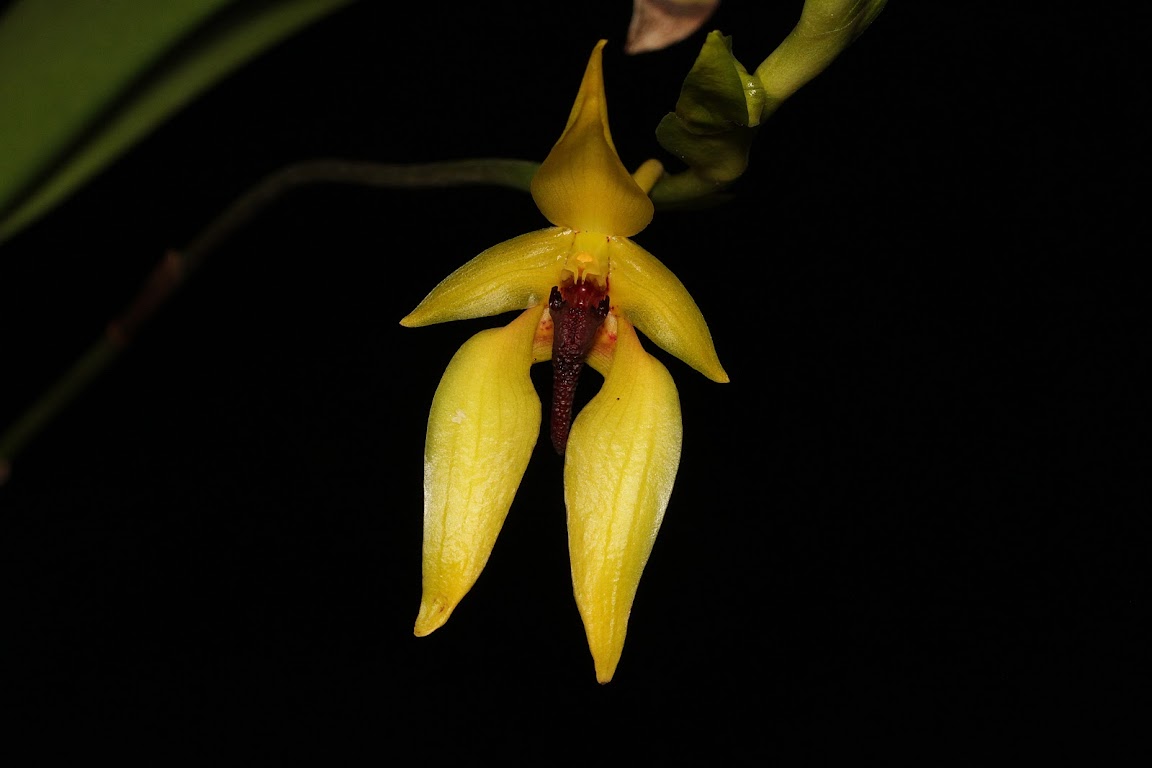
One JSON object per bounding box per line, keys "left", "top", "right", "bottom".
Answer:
{"left": 548, "top": 277, "right": 610, "bottom": 455}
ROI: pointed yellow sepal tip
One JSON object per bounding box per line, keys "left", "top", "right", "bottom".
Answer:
{"left": 414, "top": 595, "right": 455, "bottom": 637}
{"left": 530, "top": 40, "right": 655, "bottom": 237}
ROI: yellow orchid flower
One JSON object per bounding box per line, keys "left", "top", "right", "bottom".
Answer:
{"left": 401, "top": 40, "right": 728, "bottom": 683}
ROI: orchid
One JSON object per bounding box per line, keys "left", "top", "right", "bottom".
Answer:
{"left": 0, "top": 0, "right": 888, "bottom": 691}
{"left": 402, "top": 40, "right": 727, "bottom": 682}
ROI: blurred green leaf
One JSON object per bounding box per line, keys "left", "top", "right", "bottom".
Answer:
{"left": 0, "top": 0, "right": 353, "bottom": 245}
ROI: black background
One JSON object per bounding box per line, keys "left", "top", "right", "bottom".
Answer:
{"left": 0, "top": 1, "right": 1143, "bottom": 760}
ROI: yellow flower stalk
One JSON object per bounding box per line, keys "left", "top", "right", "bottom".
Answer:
{"left": 402, "top": 40, "right": 728, "bottom": 682}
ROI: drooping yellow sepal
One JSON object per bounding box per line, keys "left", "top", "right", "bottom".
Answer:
{"left": 564, "top": 317, "right": 682, "bottom": 682}
{"left": 530, "top": 40, "right": 655, "bottom": 238}
{"left": 414, "top": 305, "right": 544, "bottom": 636}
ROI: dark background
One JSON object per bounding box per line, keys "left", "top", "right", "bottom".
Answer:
{"left": 0, "top": 1, "right": 1142, "bottom": 760}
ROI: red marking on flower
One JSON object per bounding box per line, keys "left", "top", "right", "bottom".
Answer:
{"left": 549, "top": 277, "right": 609, "bottom": 454}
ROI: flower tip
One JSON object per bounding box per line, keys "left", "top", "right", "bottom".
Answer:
{"left": 688, "top": 353, "right": 730, "bottom": 384}
{"left": 399, "top": 304, "right": 426, "bottom": 326}
{"left": 585, "top": 626, "right": 625, "bottom": 682}
{"left": 400, "top": 307, "right": 430, "bottom": 327}
{"left": 414, "top": 595, "right": 455, "bottom": 637}
{"left": 594, "top": 657, "right": 620, "bottom": 684}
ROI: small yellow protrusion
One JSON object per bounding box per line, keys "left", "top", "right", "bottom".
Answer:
{"left": 562, "top": 230, "right": 610, "bottom": 284}
{"left": 632, "top": 158, "right": 665, "bottom": 195}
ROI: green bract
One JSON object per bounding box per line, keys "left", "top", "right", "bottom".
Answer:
{"left": 652, "top": 0, "right": 886, "bottom": 204}
{"left": 655, "top": 31, "right": 760, "bottom": 191}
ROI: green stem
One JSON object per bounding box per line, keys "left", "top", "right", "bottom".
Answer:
{"left": 0, "top": 157, "right": 540, "bottom": 484}
{"left": 649, "top": 169, "right": 730, "bottom": 207}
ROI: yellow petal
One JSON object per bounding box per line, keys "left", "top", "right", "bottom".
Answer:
{"left": 530, "top": 40, "right": 654, "bottom": 237}
{"left": 401, "top": 228, "right": 571, "bottom": 327}
{"left": 414, "top": 305, "right": 543, "bottom": 636}
{"left": 607, "top": 237, "right": 728, "bottom": 382}
{"left": 564, "top": 317, "right": 682, "bottom": 682}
